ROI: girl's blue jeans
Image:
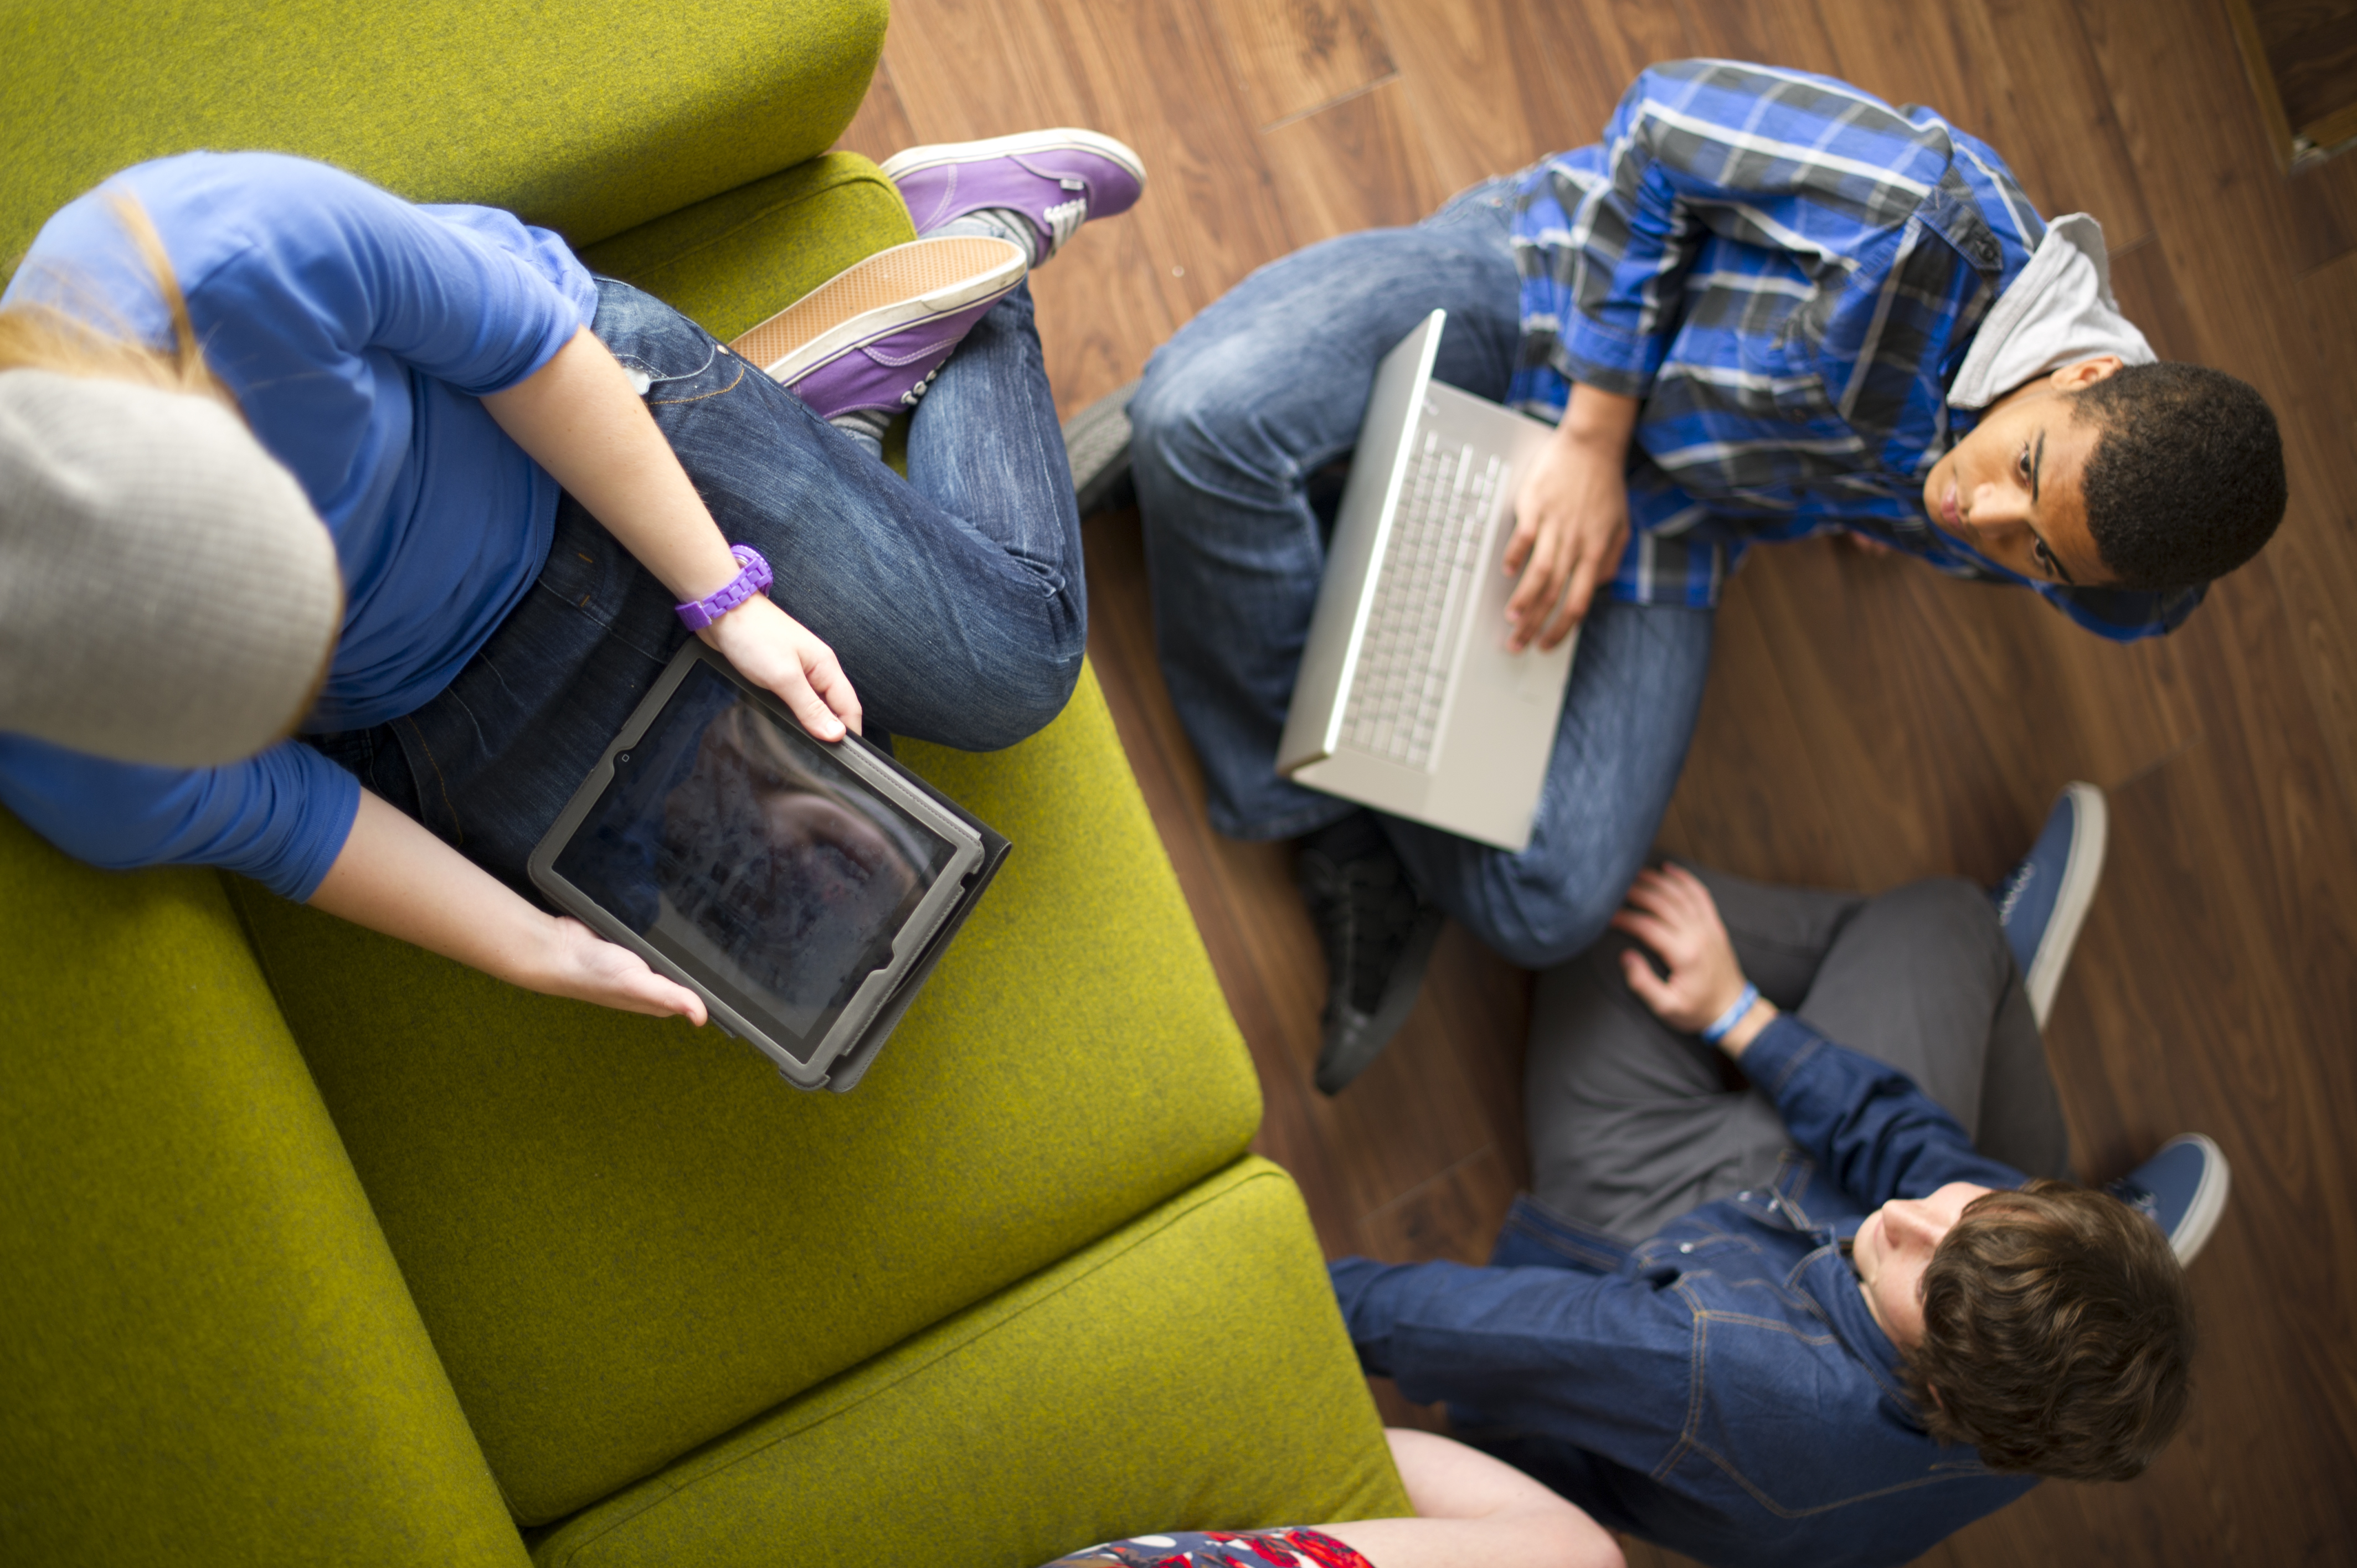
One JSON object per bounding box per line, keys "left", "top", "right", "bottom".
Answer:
{"left": 314, "top": 276, "right": 1085, "bottom": 896}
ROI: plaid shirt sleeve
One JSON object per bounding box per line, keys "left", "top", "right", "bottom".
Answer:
{"left": 1514, "top": 60, "right": 1988, "bottom": 404}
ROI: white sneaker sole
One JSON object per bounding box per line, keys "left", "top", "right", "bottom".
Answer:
{"left": 879, "top": 127, "right": 1147, "bottom": 188}
{"left": 727, "top": 235, "right": 1028, "bottom": 383}
{"left": 2024, "top": 780, "right": 2108, "bottom": 1028}
{"left": 2164, "top": 1133, "right": 2230, "bottom": 1265}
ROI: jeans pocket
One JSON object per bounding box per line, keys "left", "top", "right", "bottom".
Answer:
{"left": 589, "top": 276, "right": 740, "bottom": 402}
{"left": 533, "top": 501, "right": 684, "bottom": 667}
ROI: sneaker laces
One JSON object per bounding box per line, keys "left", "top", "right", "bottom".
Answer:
{"left": 1043, "top": 193, "right": 1088, "bottom": 257}
{"left": 2105, "top": 1178, "right": 2160, "bottom": 1223}
{"left": 1994, "top": 859, "right": 2036, "bottom": 925}
{"left": 898, "top": 364, "right": 943, "bottom": 408}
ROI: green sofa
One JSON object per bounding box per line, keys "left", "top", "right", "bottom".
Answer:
{"left": 0, "top": 2, "right": 1411, "bottom": 1562}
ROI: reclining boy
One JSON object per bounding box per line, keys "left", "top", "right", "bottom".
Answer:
{"left": 1119, "top": 59, "right": 2288, "bottom": 1090}
{"left": 1326, "top": 795, "right": 2224, "bottom": 1568}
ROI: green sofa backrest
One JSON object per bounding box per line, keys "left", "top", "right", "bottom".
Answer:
{"left": 0, "top": 0, "right": 888, "bottom": 267}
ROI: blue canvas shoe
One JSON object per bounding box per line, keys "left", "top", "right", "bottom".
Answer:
{"left": 2107, "top": 1133, "right": 2230, "bottom": 1264}
{"left": 1994, "top": 781, "right": 2108, "bottom": 1027}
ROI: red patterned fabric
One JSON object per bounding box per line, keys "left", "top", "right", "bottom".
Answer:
{"left": 1040, "top": 1527, "right": 1375, "bottom": 1568}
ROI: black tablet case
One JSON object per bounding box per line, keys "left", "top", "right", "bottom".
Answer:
{"left": 797, "top": 736, "right": 1011, "bottom": 1092}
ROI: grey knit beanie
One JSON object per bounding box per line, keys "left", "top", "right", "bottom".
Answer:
{"left": 0, "top": 369, "right": 342, "bottom": 766}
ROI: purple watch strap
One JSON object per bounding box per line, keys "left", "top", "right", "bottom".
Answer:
{"left": 675, "top": 544, "right": 773, "bottom": 630}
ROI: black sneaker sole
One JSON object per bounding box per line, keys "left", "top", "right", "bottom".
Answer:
{"left": 1063, "top": 378, "right": 1138, "bottom": 518}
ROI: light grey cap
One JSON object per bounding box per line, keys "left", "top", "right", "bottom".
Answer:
{"left": 0, "top": 369, "right": 343, "bottom": 766}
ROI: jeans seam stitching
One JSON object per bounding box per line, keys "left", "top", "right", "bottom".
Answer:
{"left": 400, "top": 715, "right": 462, "bottom": 846}
{"left": 649, "top": 362, "right": 747, "bottom": 406}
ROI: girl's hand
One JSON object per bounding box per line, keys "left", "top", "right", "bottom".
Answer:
{"left": 309, "top": 790, "right": 712, "bottom": 1026}
{"left": 480, "top": 328, "right": 862, "bottom": 745}
{"left": 1609, "top": 864, "right": 1756, "bottom": 1035}
{"left": 702, "top": 594, "right": 862, "bottom": 742}
{"left": 532, "top": 915, "right": 709, "bottom": 1024}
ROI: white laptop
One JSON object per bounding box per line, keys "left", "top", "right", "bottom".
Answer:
{"left": 1277, "top": 311, "right": 1574, "bottom": 852}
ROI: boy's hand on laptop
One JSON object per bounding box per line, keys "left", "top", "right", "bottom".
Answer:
{"left": 1504, "top": 384, "right": 1638, "bottom": 653}
{"left": 1613, "top": 864, "right": 1776, "bottom": 1050}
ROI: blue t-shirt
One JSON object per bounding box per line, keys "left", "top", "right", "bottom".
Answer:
{"left": 0, "top": 152, "right": 596, "bottom": 897}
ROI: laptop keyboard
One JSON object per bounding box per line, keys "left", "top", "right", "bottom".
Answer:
{"left": 1339, "top": 434, "right": 1505, "bottom": 769}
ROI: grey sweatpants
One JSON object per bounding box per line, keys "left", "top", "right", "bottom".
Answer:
{"left": 1527, "top": 865, "right": 2073, "bottom": 1245}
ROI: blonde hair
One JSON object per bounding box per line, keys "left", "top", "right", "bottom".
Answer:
{"left": 0, "top": 193, "right": 234, "bottom": 405}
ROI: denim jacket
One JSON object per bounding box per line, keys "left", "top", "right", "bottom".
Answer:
{"left": 1330, "top": 1015, "right": 2040, "bottom": 1568}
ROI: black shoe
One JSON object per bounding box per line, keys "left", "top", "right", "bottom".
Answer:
{"left": 1061, "top": 378, "right": 1138, "bottom": 518}
{"left": 1296, "top": 815, "right": 1444, "bottom": 1095}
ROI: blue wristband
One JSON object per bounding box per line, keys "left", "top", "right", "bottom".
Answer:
{"left": 1700, "top": 982, "right": 1760, "bottom": 1043}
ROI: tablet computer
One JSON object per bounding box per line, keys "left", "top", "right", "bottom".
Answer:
{"left": 527, "top": 641, "right": 1008, "bottom": 1092}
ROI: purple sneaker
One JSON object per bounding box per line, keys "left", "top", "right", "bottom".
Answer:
{"left": 2107, "top": 1133, "right": 2230, "bottom": 1264}
{"left": 1993, "top": 781, "right": 2108, "bottom": 1027}
{"left": 727, "top": 235, "right": 1028, "bottom": 419}
{"left": 882, "top": 128, "right": 1145, "bottom": 264}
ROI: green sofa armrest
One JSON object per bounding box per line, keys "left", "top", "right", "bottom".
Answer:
{"left": 0, "top": 811, "right": 528, "bottom": 1567}
{"left": 531, "top": 1158, "right": 1412, "bottom": 1567}
{"left": 577, "top": 152, "right": 915, "bottom": 341}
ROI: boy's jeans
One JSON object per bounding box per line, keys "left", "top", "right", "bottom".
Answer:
{"left": 1131, "top": 179, "right": 1712, "bottom": 967}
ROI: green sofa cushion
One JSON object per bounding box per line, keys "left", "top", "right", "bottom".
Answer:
{"left": 0, "top": 812, "right": 527, "bottom": 1568}
{"left": 531, "top": 1157, "right": 1412, "bottom": 1567}
{"left": 578, "top": 153, "right": 916, "bottom": 342}
{"left": 0, "top": 0, "right": 886, "bottom": 265}
{"left": 228, "top": 667, "right": 1262, "bottom": 1524}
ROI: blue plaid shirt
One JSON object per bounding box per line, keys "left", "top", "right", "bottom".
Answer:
{"left": 1509, "top": 59, "right": 2202, "bottom": 641}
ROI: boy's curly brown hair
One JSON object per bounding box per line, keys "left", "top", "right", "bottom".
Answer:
{"left": 1904, "top": 1180, "right": 2195, "bottom": 1481}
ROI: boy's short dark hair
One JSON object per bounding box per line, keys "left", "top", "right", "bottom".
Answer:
{"left": 1905, "top": 1180, "right": 2195, "bottom": 1481}
{"left": 2071, "top": 362, "right": 2286, "bottom": 593}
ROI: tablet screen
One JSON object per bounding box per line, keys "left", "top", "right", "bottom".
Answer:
{"left": 550, "top": 661, "right": 961, "bottom": 1055}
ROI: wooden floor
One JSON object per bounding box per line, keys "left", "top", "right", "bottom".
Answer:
{"left": 838, "top": 2, "right": 2357, "bottom": 1561}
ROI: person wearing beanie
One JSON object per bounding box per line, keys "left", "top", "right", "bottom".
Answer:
{"left": 0, "top": 142, "right": 1142, "bottom": 1019}
{"left": 0, "top": 372, "right": 342, "bottom": 766}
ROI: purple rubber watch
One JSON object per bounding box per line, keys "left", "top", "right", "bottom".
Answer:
{"left": 675, "top": 544, "right": 773, "bottom": 630}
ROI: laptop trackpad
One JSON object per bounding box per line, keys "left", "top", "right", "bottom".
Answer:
{"left": 1514, "top": 626, "right": 1579, "bottom": 705}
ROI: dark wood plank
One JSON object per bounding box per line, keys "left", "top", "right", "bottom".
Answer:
{"left": 2283, "top": 145, "right": 2357, "bottom": 274}
{"left": 2105, "top": 237, "right": 2203, "bottom": 363}
{"left": 2300, "top": 247, "right": 2357, "bottom": 458}
{"left": 1370, "top": 0, "right": 1603, "bottom": 195}
{"left": 2081, "top": 0, "right": 2357, "bottom": 844}
{"left": 1671, "top": 0, "right": 1841, "bottom": 75}
{"left": 1203, "top": 0, "right": 1399, "bottom": 129}
{"left": 2255, "top": 0, "right": 2357, "bottom": 136}
{"left": 1815, "top": 0, "right": 2153, "bottom": 245}
{"left": 1355, "top": 1141, "right": 1518, "bottom": 1265}
{"left": 1541, "top": 0, "right": 1698, "bottom": 137}
{"left": 1259, "top": 78, "right": 1449, "bottom": 242}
